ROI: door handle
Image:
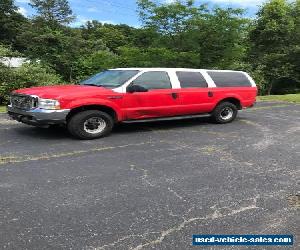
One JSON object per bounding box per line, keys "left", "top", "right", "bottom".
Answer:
{"left": 171, "top": 93, "right": 178, "bottom": 99}
{"left": 208, "top": 91, "right": 214, "bottom": 97}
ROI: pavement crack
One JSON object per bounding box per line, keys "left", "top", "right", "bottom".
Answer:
{"left": 167, "top": 187, "right": 186, "bottom": 201}
{"left": 239, "top": 119, "right": 274, "bottom": 150}
{"left": 130, "top": 164, "right": 188, "bottom": 202}
{"left": 163, "top": 140, "right": 259, "bottom": 171}
{"left": 130, "top": 164, "right": 155, "bottom": 187}
{"left": 131, "top": 200, "right": 259, "bottom": 250}
{"left": 90, "top": 232, "right": 159, "bottom": 250}
{"left": 92, "top": 234, "right": 144, "bottom": 250}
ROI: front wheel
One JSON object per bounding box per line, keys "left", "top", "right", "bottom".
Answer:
{"left": 211, "top": 102, "right": 238, "bottom": 124}
{"left": 67, "top": 110, "right": 114, "bottom": 139}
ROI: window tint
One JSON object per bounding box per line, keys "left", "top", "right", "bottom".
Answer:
{"left": 207, "top": 71, "right": 252, "bottom": 87}
{"left": 132, "top": 71, "right": 172, "bottom": 90}
{"left": 176, "top": 71, "right": 208, "bottom": 88}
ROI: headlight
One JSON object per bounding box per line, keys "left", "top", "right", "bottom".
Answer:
{"left": 38, "top": 98, "right": 60, "bottom": 110}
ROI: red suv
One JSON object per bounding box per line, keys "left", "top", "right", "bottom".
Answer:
{"left": 8, "top": 68, "right": 257, "bottom": 139}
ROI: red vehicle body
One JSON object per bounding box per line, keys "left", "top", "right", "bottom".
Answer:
{"left": 8, "top": 68, "right": 257, "bottom": 139}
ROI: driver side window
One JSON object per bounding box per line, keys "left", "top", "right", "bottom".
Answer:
{"left": 131, "top": 71, "right": 172, "bottom": 90}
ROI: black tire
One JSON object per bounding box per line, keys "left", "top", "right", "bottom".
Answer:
{"left": 67, "top": 110, "right": 114, "bottom": 139}
{"left": 211, "top": 102, "right": 238, "bottom": 124}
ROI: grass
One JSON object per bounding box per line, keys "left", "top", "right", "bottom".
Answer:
{"left": 0, "top": 106, "right": 6, "bottom": 113}
{"left": 257, "top": 93, "right": 300, "bottom": 103}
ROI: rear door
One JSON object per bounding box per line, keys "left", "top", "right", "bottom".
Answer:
{"left": 206, "top": 71, "right": 257, "bottom": 108}
{"left": 122, "top": 71, "right": 182, "bottom": 120}
{"left": 175, "top": 71, "right": 215, "bottom": 114}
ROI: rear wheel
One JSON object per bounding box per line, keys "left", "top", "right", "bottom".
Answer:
{"left": 67, "top": 110, "right": 114, "bottom": 139}
{"left": 211, "top": 102, "right": 238, "bottom": 124}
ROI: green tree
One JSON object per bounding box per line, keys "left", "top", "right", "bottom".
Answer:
{"left": 30, "top": 0, "right": 75, "bottom": 25}
{"left": 248, "top": 0, "right": 294, "bottom": 94}
{"left": 137, "top": 0, "right": 202, "bottom": 49}
{"left": 137, "top": 0, "right": 248, "bottom": 69}
{"left": 73, "top": 50, "right": 119, "bottom": 81}
{"left": 0, "top": 44, "right": 22, "bottom": 58}
{"left": 131, "top": 27, "right": 159, "bottom": 48}
{"left": 190, "top": 7, "right": 248, "bottom": 69}
{"left": 0, "top": 0, "right": 27, "bottom": 46}
{"left": 82, "top": 22, "right": 140, "bottom": 52}
{"left": 18, "top": 16, "right": 108, "bottom": 81}
{"left": 118, "top": 46, "right": 198, "bottom": 68}
{"left": 289, "top": 0, "right": 300, "bottom": 91}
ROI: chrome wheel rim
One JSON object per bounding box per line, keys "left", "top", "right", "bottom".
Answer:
{"left": 220, "top": 107, "right": 234, "bottom": 120}
{"left": 83, "top": 117, "right": 106, "bottom": 134}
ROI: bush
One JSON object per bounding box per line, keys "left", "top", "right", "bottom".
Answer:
{"left": 0, "top": 63, "right": 62, "bottom": 104}
{"left": 73, "top": 50, "right": 118, "bottom": 81}
{"left": 271, "top": 77, "right": 300, "bottom": 94}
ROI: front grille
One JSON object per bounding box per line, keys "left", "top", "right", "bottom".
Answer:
{"left": 10, "top": 94, "right": 37, "bottom": 110}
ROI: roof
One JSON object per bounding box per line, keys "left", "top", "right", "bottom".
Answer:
{"left": 111, "top": 68, "right": 246, "bottom": 73}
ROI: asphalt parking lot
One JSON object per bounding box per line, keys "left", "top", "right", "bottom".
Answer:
{"left": 0, "top": 101, "right": 299, "bottom": 250}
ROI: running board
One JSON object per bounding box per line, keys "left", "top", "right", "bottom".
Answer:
{"left": 123, "top": 113, "right": 211, "bottom": 123}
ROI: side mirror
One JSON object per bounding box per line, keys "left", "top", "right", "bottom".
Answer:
{"left": 127, "top": 85, "right": 148, "bottom": 93}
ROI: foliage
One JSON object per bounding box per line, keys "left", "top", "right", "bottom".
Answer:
{"left": 0, "top": 62, "right": 62, "bottom": 104}
{"left": 73, "top": 50, "right": 119, "bottom": 81}
{"left": 30, "top": 0, "right": 75, "bottom": 25}
{"left": 138, "top": 0, "right": 200, "bottom": 35}
{"left": 18, "top": 22, "right": 105, "bottom": 81}
{"left": 247, "top": 0, "right": 296, "bottom": 94}
{"left": 117, "top": 46, "right": 198, "bottom": 68}
{"left": 0, "top": 0, "right": 299, "bottom": 96}
{"left": 82, "top": 22, "right": 134, "bottom": 52}
{"left": 289, "top": 0, "right": 300, "bottom": 84}
{"left": 137, "top": 0, "right": 248, "bottom": 69}
{"left": 0, "top": 44, "right": 22, "bottom": 57}
{"left": 0, "top": 0, "right": 27, "bottom": 47}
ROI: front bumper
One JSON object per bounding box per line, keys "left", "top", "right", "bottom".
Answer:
{"left": 7, "top": 105, "right": 70, "bottom": 126}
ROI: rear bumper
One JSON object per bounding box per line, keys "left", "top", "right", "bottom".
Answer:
{"left": 242, "top": 100, "right": 256, "bottom": 109}
{"left": 244, "top": 102, "right": 255, "bottom": 109}
{"left": 7, "top": 105, "right": 70, "bottom": 126}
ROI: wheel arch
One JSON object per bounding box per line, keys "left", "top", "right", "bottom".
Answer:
{"left": 66, "top": 105, "right": 119, "bottom": 123}
{"left": 215, "top": 97, "right": 242, "bottom": 110}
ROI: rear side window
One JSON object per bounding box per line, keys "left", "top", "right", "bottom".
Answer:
{"left": 207, "top": 71, "right": 252, "bottom": 87}
{"left": 132, "top": 71, "right": 171, "bottom": 90}
{"left": 176, "top": 71, "right": 208, "bottom": 88}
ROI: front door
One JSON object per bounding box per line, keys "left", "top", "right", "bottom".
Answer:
{"left": 122, "top": 71, "right": 181, "bottom": 120}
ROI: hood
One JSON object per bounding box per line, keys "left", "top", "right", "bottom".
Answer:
{"left": 14, "top": 85, "right": 115, "bottom": 99}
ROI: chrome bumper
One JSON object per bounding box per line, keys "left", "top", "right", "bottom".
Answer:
{"left": 7, "top": 105, "right": 70, "bottom": 126}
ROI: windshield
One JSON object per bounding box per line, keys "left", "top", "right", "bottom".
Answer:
{"left": 80, "top": 70, "right": 139, "bottom": 88}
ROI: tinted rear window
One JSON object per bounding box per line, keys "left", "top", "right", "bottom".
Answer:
{"left": 207, "top": 71, "right": 252, "bottom": 87}
{"left": 176, "top": 71, "right": 208, "bottom": 88}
